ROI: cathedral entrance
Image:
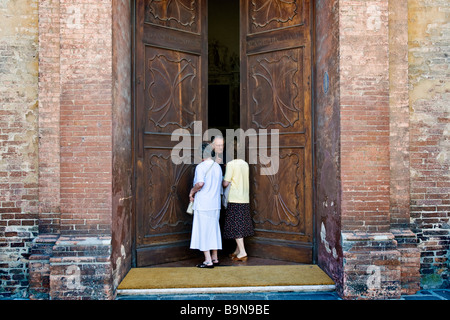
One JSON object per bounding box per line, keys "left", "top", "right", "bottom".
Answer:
{"left": 133, "top": 0, "right": 314, "bottom": 267}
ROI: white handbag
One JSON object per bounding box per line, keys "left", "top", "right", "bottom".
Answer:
{"left": 186, "top": 201, "right": 194, "bottom": 215}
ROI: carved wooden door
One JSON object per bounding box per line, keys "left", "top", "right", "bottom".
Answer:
{"left": 240, "top": 0, "right": 313, "bottom": 263}
{"left": 134, "top": 0, "right": 207, "bottom": 266}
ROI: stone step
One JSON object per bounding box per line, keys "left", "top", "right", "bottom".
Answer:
{"left": 116, "top": 284, "right": 338, "bottom": 300}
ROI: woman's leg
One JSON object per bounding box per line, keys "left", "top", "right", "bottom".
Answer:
{"left": 202, "top": 250, "right": 213, "bottom": 265}
{"left": 235, "top": 238, "right": 247, "bottom": 258}
{"left": 211, "top": 250, "right": 219, "bottom": 263}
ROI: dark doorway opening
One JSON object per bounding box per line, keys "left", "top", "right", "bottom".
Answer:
{"left": 207, "top": 0, "right": 240, "bottom": 257}
{"left": 207, "top": 0, "right": 240, "bottom": 132}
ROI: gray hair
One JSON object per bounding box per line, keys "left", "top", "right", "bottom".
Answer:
{"left": 200, "top": 142, "right": 214, "bottom": 159}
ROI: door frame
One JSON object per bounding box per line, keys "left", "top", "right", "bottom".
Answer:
{"left": 131, "top": 0, "right": 137, "bottom": 267}
{"left": 130, "top": 0, "right": 318, "bottom": 267}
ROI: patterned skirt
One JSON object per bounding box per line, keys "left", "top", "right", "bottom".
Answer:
{"left": 223, "top": 203, "right": 255, "bottom": 239}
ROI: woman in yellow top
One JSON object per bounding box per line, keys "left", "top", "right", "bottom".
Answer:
{"left": 222, "top": 156, "right": 254, "bottom": 261}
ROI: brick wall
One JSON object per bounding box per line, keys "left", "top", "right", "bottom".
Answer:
{"left": 339, "top": 0, "right": 391, "bottom": 233}
{"left": 0, "top": 0, "right": 39, "bottom": 299}
{"left": 30, "top": 0, "right": 131, "bottom": 300}
{"left": 389, "top": 0, "right": 410, "bottom": 229}
{"left": 1, "top": 0, "right": 447, "bottom": 300}
{"left": 338, "top": 0, "right": 421, "bottom": 299}
{"left": 389, "top": 0, "right": 421, "bottom": 295}
{"left": 408, "top": 0, "right": 450, "bottom": 289}
{"left": 59, "top": 0, "right": 113, "bottom": 235}
{"left": 38, "top": 0, "right": 61, "bottom": 234}
{"left": 29, "top": 0, "right": 116, "bottom": 299}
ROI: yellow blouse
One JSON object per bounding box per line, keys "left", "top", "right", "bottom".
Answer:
{"left": 223, "top": 159, "right": 249, "bottom": 204}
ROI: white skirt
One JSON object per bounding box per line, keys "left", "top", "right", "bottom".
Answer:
{"left": 190, "top": 209, "right": 222, "bottom": 251}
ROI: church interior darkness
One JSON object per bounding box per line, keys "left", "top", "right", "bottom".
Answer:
{"left": 207, "top": 0, "right": 240, "bottom": 132}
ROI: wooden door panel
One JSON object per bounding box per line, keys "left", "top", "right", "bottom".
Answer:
{"left": 136, "top": 150, "right": 195, "bottom": 267}
{"left": 247, "top": 0, "right": 304, "bottom": 33}
{"left": 145, "top": 0, "right": 200, "bottom": 33}
{"left": 144, "top": 47, "right": 201, "bottom": 131}
{"left": 248, "top": 48, "right": 305, "bottom": 132}
{"left": 143, "top": 24, "right": 203, "bottom": 55}
{"left": 241, "top": 0, "right": 313, "bottom": 263}
{"left": 142, "top": 153, "right": 194, "bottom": 234}
{"left": 252, "top": 150, "right": 305, "bottom": 231}
{"left": 135, "top": 0, "right": 206, "bottom": 266}
{"left": 247, "top": 28, "right": 307, "bottom": 55}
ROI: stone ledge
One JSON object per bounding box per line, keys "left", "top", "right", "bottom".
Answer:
{"left": 54, "top": 236, "right": 111, "bottom": 247}
{"left": 117, "top": 285, "right": 337, "bottom": 296}
{"left": 342, "top": 232, "right": 395, "bottom": 242}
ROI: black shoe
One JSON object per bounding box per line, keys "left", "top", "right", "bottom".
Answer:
{"left": 212, "top": 260, "right": 220, "bottom": 266}
{"left": 196, "top": 262, "right": 214, "bottom": 268}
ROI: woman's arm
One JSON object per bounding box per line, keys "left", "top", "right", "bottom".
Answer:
{"left": 223, "top": 163, "right": 232, "bottom": 188}
{"left": 189, "top": 182, "right": 204, "bottom": 202}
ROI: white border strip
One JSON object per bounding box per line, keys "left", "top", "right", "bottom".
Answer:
{"left": 117, "top": 284, "right": 336, "bottom": 296}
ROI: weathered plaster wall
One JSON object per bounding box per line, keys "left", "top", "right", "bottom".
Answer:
{"left": 0, "top": 0, "right": 39, "bottom": 299}
{"left": 314, "top": 0, "right": 343, "bottom": 292}
{"left": 389, "top": 0, "right": 421, "bottom": 296}
{"left": 408, "top": 0, "right": 450, "bottom": 289}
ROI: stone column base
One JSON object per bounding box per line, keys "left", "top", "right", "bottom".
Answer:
{"left": 341, "top": 231, "right": 421, "bottom": 300}
{"left": 342, "top": 232, "right": 401, "bottom": 300}
{"left": 29, "top": 234, "right": 59, "bottom": 300}
{"left": 392, "top": 229, "right": 421, "bottom": 295}
{"left": 29, "top": 235, "right": 114, "bottom": 300}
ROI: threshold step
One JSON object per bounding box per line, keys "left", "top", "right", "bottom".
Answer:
{"left": 117, "top": 284, "right": 336, "bottom": 296}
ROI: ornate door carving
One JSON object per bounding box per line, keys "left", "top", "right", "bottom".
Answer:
{"left": 240, "top": 0, "right": 313, "bottom": 262}
{"left": 134, "top": 0, "right": 207, "bottom": 266}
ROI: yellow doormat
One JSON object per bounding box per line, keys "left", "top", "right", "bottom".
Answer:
{"left": 118, "top": 265, "right": 334, "bottom": 290}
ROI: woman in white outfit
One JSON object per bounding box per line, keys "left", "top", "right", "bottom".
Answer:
{"left": 189, "top": 142, "right": 223, "bottom": 268}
